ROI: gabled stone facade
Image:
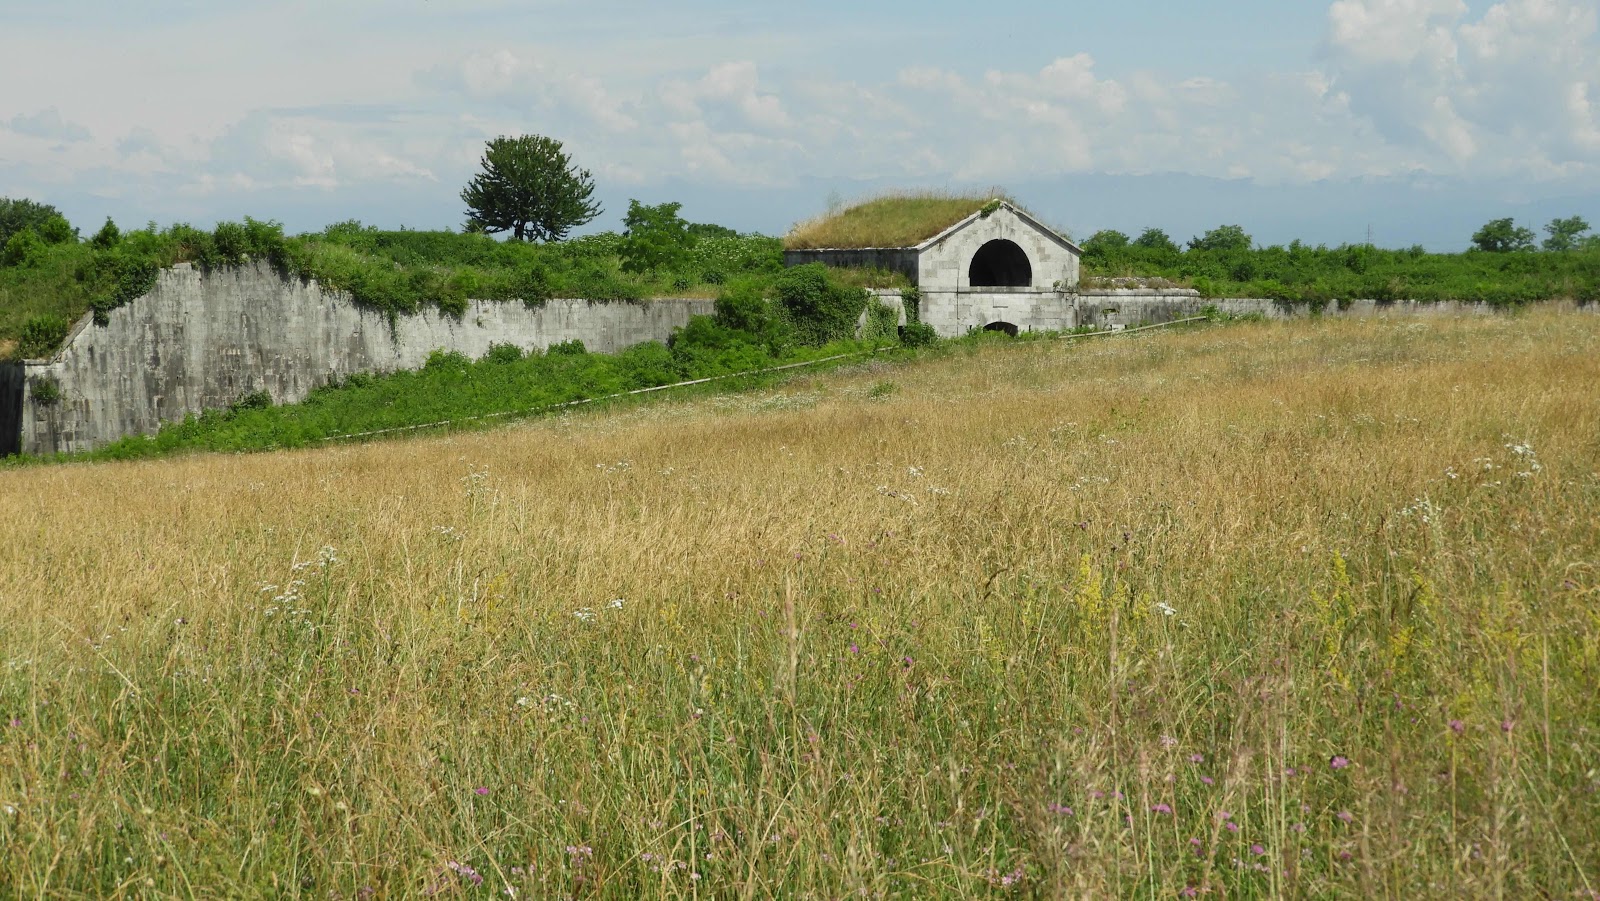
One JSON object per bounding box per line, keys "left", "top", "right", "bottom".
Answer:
{"left": 783, "top": 201, "right": 1083, "bottom": 337}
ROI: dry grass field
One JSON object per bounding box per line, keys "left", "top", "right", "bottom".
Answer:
{"left": 2, "top": 310, "right": 1599, "bottom": 898}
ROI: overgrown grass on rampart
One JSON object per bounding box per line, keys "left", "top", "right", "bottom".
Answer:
{"left": 73, "top": 335, "right": 887, "bottom": 461}
{"left": 1, "top": 311, "right": 1598, "bottom": 896}
{"left": 784, "top": 190, "right": 1016, "bottom": 250}
{"left": 0, "top": 220, "right": 784, "bottom": 359}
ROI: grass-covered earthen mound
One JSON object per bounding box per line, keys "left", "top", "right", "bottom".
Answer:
{"left": 784, "top": 190, "right": 1017, "bottom": 250}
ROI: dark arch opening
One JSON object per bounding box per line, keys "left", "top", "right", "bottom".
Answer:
{"left": 983, "top": 321, "right": 1019, "bottom": 337}
{"left": 968, "top": 239, "right": 1032, "bottom": 287}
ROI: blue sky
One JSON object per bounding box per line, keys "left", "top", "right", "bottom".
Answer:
{"left": 2, "top": 0, "right": 1596, "bottom": 249}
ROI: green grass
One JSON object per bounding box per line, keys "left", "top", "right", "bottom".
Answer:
{"left": 784, "top": 191, "right": 1017, "bottom": 250}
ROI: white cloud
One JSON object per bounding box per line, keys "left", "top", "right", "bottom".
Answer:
{"left": 5, "top": 107, "right": 93, "bottom": 143}
{"left": 1324, "top": 0, "right": 1600, "bottom": 173}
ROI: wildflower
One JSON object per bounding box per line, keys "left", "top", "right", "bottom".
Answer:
{"left": 1226, "top": 821, "right": 1240, "bottom": 833}
{"left": 1330, "top": 756, "right": 1350, "bottom": 770}
{"left": 1189, "top": 753, "right": 1204, "bottom": 764}
{"left": 1046, "top": 803, "right": 1074, "bottom": 816}
{"left": 1160, "top": 735, "right": 1179, "bottom": 748}
{"left": 475, "top": 787, "right": 489, "bottom": 796}
{"left": 1201, "top": 776, "right": 1215, "bottom": 786}
{"left": 1336, "top": 811, "right": 1354, "bottom": 824}
{"left": 1152, "top": 803, "right": 1173, "bottom": 815}
{"left": 1501, "top": 719, "right": 1515, "bottom": 733}
{"left": 1156, "top": 601, "right": 1177, "bottom": 617}
{"left": 573, "top": 608, "right": 596, "bottom": 623}
{"left": 1251, "top": 844, "right": 1266, "bottom": 856}
{"left": 607, "top": 598, "right": 625, "bottom": 610}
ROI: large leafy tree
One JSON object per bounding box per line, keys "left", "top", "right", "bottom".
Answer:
{"left": 618, "top": 200, "right": 695, "bottom": 274}
{"left": 1542, "top": 215, "right": 1591, "bottom": 252}
{"left": 460, "top": 135, "right": 601, "bottom": 242}
{"left": 0, "top": 197, "right": 74, "bottom": 247}
{"left": 1470, "top": 218, "right": 1536, "bottom": 253}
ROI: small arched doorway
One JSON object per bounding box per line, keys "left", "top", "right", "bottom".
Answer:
{"left": 968, "top": 239, "right": 1032, "bottom": 287}
{"left": 983, "top": 321, "right": 1019, "bottom": 337}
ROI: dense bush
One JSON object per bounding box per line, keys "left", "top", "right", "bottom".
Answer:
{"left": 773, "top": 263, "right": 871, "bottom": 345}
{"left": 17, "top": 314, "right": 69, "bottom": 358}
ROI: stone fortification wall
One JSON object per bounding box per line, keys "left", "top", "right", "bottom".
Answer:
{"left": 11, "top": 262, "right": 714, "bottom": 456}
{"left": 878, "top": 287, "right": 1589, "bottom": 338}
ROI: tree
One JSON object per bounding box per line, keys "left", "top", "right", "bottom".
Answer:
{"left": 1542, "top": 215, "right": 1591, "bottom": 252}
{"left": 1082, "top": 229, "right": 1130, "bottom": 257}
{"left": 1470, "top": 218, "right": 1535, "bottom": 253}
{"left": 460, "top": 135, "right": 601, "bottom": 242}
{"left": 1132, "top": 228, "right": 1179, "bottom": 254}
{"left": 1187, "top": 224, "right": 1252, "bottom": 253}
{"left": 619, "top": 200, "right": 695, "bottom": 274}
{"left": 0, "top": 197, "right": 71, "bottom": 247}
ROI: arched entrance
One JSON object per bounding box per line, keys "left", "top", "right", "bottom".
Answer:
{"left": 983, "top": 321, "right": 1019, "bottom": 337}
{"left": 968, "top": 239, "right": 1032, "bottom": 287}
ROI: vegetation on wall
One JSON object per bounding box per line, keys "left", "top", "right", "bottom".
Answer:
{"left": 0, "top": 203, "right": 787, "bottom": 360}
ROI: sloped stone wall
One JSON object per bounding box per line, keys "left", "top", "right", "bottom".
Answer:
{"left": 13, "top": 262, "right": 713, "bottom": 455}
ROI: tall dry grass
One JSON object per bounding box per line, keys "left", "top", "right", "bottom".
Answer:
{"left": 1, "top": 310, "right": 1598, "bottom": 898}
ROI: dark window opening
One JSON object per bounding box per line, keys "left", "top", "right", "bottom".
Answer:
{"left": 983, "top": 321, "right": 1019, "bottom": 337}
{"left": 968, "top": 239, "right": 1032, "bottom": 287}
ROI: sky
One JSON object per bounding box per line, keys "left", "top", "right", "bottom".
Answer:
{"left": 1, "top": 0, "right": 1597, "bottom": 250}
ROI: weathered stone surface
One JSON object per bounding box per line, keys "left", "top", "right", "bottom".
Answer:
{"left": 10, "top": 262, "right": 713, "bottom": 455}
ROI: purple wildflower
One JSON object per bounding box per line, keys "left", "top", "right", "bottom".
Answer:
{"left": 1189, "top": 753, "right": 1204, "bottom": 764}
{"left": 1251, "top": 844, "right": 1266, "bottom": 856}
{"left": 1152, "top": 803, "right": 1173, "bottom": 815}
{"left": 474, "top": 786, "right": 490, "bottom": 796}
{"left": 1337, "top": 810, "right": 1354, "bottom": 824}
{"left": 1449, "top": 719, "right": 1465, "bottom": 735}
{"left": 1330, "top": 756, "right": 1351, "bottom": 770}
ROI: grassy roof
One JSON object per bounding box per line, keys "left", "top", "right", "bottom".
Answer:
{"left": 784, "top": 191, "right": 1015, "bottom": 250}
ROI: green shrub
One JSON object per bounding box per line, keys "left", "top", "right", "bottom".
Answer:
{"left": 229, "top": 390, "right": 273, "bottom": 413}
{"left": 773, "top": 263, "right": 869, "bottom": 345}
{"left": 17, "top": 314, "right": 70, "bottom": 358}
{"left": 424, "top": 349, "right": 472, "bottom": 372}
{"left": 547, "top": 339, "right": 586, "bottom": 357}
{"left": 900, "top": 320, "right": 939, "bottom": 347}
{"left": 483, "top": 343, "right": 524, "bottom": 364}
{"left": 29, "top": 375, "right": 62, "bottom": 406}
{"left": 90, "top": 218, "right": 120, "bottom": 250}
{"left": 2, "top": 227, "right": 45, "bottom": 267}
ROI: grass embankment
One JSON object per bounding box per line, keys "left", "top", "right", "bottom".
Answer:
{"left": 0, "top": 221, "right": 783, "bottom": 360}
{"left": 3, "top": 312, "right": 1600, "bottom": 897}
{"left": 784, "top": 191, "right": 1015, "bottom": 250}
{"left": 68, "top": 336, "right": 889, "bottom": 461}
